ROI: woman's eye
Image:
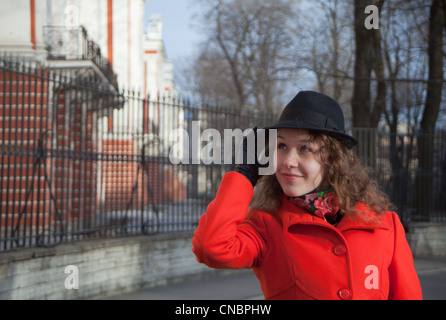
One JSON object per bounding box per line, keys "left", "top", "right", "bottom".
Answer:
{"left": 278, "top": 143, "right": 287, "bottom": 150}
{"left": 300, "top": 145, "right": 312, "bottom": 153}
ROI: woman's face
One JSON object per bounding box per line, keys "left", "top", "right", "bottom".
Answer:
{"left": 275, "top": 129, "right": 325, "bottom": 197}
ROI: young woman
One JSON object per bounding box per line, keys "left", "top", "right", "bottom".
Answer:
{"left": 192, "top": 91, "right": 422, "bottom": 300}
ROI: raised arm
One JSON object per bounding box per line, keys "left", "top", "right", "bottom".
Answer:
{"left": 192, "top": 171, "right": 267, "bottom": 269}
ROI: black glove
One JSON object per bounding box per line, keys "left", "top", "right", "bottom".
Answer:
{"left": 235, "top": 127, "right": 262, "bottom": 187}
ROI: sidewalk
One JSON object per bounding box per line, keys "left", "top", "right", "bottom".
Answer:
{"left": 107, "top": 257, "right": 446, "bottom": 300}
{"left": 414, "top": 257, "right": 446, "bottom": 300}
{"left": 107, "top": 270, "right": 263, "bottom": 300}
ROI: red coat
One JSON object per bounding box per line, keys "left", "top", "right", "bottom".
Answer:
{"left": 192, "top": 172, "right": 422, "bottom": 300}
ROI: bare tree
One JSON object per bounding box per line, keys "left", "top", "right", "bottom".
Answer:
{"left": 191, "top": 47, "right": 240, "bottom": 107}
{"left": 296, "top": 0, "right": 356, "bottom": 126}
{"left": 377, "top": 0, "right": 429, "bottom": 213}
{"left": 381, "top": 0, "right": 429, "bottom": 135}
{"left": 421, "top": 0, "right": 445, "bottom": 135}
{"left": 417, "top": 0, "right": 445, "bottom": 218}
{"left": 190, "top": 0, "right": 296, "bottom": 114}
{"left": 351, "top": 0, "right": 386, "bottom": 129}
{"left": 310, "top": 1, "right": 354, "bottom": 100}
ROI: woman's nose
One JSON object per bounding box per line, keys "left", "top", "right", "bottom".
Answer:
{"left": 283, "top": 151, "right": 299, "bottom": 168}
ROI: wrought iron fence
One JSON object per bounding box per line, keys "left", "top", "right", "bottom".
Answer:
{"left": 0, "top": 55, "right": 274, "bottom": 251}
{"left": 353, "top": 128, "right": 446, "bottom": 224}
{"left": 0, "top": 55, "right": 445, "bottom": 251}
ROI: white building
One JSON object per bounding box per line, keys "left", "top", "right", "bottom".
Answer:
{"left": 0, "top": 0, "right": 146, "bottom": 90}
{"left": 142, "top": 14, "right": 182, "bottom": 161}
{"left": 1, "top": 1, "right": 180, "bottom": 125}
{"left": 143, "top": 15, "right": 178, "bottom": 100}
{"left": 0, "top": 0, "right": 180, "bottom": 136}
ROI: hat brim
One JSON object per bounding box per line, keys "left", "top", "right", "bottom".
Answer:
{"left": 264, "top": 121, "right": 358, "bottom": 149}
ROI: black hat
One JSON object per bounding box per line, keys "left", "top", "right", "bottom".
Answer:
{"left": 266, "top": 91, "right": 357, "bottom": 149}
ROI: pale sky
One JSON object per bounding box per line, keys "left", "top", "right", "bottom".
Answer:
{"left": 144, "top": 0, "right": 203, "bottom": 62}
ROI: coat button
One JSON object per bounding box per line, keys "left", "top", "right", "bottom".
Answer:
{"left": 333, "top": 244, "right": 346, "bottom": 256}
{"left": 338, "top": 288, "right": 352, "bottom": 300}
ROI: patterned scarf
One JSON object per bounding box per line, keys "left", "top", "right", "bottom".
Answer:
{"left": 287, "top": 190, "right": 342, "bottom": 225}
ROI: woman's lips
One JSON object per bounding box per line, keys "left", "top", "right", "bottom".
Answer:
{"left": 280, "top": 172, "right": 304, "bottom": 182}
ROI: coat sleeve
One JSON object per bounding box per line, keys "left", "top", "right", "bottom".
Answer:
{"left": 388, "top": 212, "right": 423, "bottom": 300}
{"left": 192, "top": 171, "right": 267, "bottom": 269}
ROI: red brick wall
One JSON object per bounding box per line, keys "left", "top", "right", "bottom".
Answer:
{"left": 0, "top": 67, "right": 186, "bottom": 237}
{"left": 0, "top": 69, "right": 99, "bottom": 230}
{"left": 0, "top": 69, "right": 51, "bottom": 230}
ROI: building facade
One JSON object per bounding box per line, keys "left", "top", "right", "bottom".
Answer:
{"left": 0, "top": 0, "right": 181, "bottom": 132}
{"left": 143, "top": 15, "right": 178, "bottom": 100}
{"left": 0, "top": 0, "right": 185, "bottom": 251}
{"left": 0, "top": 0, "right": 146, "bottom": 90}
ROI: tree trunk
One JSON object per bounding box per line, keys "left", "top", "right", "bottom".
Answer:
{"left": 352, "top": 0, "right": 385, "bottom": 128}
{"left": 371, "top": 19, "right": 386, "bottom": 128}
{"left": 421, "top": 0, "right": 444, "bottom": 134}
{"left": 352, "top": 0, "right": 374, "bottom": 128}
{"left": 416, "top": 0, "right": 444, "bottom": 219}
{"left": 351, "top": 0, "right": 385, "bottom": 172}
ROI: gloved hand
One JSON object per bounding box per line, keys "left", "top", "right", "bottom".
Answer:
{"left": 235, "top": 126, "right": 262, "bottom": 187}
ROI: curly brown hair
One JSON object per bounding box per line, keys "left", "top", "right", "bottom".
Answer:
{"left": 249, "top": 132, "right": 391, "bottom": 218}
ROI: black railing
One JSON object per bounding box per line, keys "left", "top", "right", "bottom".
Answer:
{"left": 353, "top": 128, "right": 446, "bottom": 224}
{"left": 43, "top": 25, "right": 118, "bottom": 90}
{"left": 0, "top": 55, "right": 274, "bottom": 251}
{"left": 0, "top": 55, "right": 445, "bottom": 251}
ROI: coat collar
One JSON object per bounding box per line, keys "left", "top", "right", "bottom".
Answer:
{"left": 279, "top": 196, "right": 389, "bottom": 232}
